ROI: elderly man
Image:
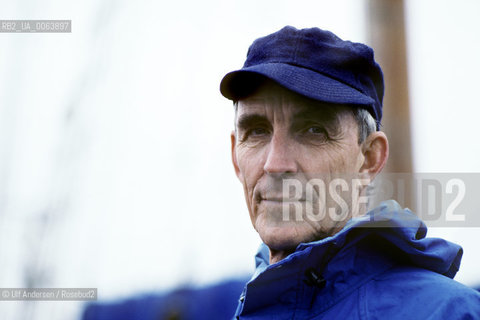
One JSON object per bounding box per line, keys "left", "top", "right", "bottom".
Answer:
{"left": 220, "top": 26, "right": 480, "bottom": 319}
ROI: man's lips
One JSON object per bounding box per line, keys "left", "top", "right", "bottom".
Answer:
{"left": 260, "top": 197, "right": 306, "bottom": 202}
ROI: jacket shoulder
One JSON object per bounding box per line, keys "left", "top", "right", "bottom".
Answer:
{"left": 363, "top": 265, "right": 480, "bottom": 320}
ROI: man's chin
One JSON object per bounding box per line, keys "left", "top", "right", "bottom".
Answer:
{"left": 257, "top": 224, "right": 314, "bottom": 253}
{"left": 253, "top": 208, "right": 330, "bottom": 252}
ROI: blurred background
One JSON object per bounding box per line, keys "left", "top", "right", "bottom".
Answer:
{"left": 0, "top": 0, "right": 479, "bottom": 319}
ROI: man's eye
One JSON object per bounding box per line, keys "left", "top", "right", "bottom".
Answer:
{"left": 240, "top": 127, "right": 270, "bottom": 142}
{"left": 307, "top": 126, "right": 327, "bottom": 135}
{"left": 250, "top": 128, "right": 268, "bottom": 136}
{"left": 301, "top": 126, "right": 331, "bottom": 144}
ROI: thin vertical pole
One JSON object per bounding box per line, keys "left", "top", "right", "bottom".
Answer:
{"left": 367, "top": 0, "right": 415, "bottom": 208}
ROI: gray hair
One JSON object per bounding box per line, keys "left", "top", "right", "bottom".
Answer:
{"left": 352, "top": 108, "right": 377, "bottom": 144}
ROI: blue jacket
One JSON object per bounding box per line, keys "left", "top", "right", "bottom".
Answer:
{"left": 234, "top": 201, "right": 480, "bottom": 319}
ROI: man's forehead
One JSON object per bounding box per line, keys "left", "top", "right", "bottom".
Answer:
{"left": 238, "top": 98, "right": 327, "bottom": 116}
{"left": 236, "top": 93, "right": 351, "bottom": 122}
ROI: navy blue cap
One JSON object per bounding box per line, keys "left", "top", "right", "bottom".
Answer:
{"left": 220, "top": 26, "right": 384, "bottom": 129}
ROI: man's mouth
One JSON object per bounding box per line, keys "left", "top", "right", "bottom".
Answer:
{"left": 260, "top": 196, "right": 306, "bottom": 202}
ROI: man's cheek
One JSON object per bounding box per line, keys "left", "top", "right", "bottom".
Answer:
{"left": 242, "top": 182, "right": 257, "bottom": 214}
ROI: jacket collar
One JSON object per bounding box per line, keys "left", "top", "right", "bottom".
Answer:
{"left": 238, "top": 200, "right": 463, "bottom": 317}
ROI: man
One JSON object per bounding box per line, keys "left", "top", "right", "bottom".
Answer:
{"left": 220, "top": 26, "right": 480, "bottom": 319}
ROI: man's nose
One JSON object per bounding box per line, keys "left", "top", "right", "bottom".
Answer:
{"left": 263, "top": 133, "right": 297, "bottom": 174}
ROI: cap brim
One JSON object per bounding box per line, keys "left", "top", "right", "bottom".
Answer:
{"left": 220, "top": 63, "right": 375, "bottom": 108}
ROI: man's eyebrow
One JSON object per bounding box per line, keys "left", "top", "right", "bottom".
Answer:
{"left": 236, "top": 114, "right": 269, "bottom": 131}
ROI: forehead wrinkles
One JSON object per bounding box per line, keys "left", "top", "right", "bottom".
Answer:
{"left": 237, "top": 95, "right": 300, "bottom": 126}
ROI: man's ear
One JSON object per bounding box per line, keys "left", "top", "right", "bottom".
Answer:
{"left": 360, "top": 131, "right": 389, "bottom": 179}
{"left": 231, "top": 131, "right": 242, "bottom": 180}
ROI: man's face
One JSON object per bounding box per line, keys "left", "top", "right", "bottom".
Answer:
{"left": 231, "top": 82, "right": 367, "bottom": 254}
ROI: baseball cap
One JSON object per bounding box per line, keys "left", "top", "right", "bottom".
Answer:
{"left": 219, "top": 26, "right": 384, "bottom": 129}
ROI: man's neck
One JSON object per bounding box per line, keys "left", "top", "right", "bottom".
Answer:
{"left": 269, "top": 249, "right": 295, "bottom": 265}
